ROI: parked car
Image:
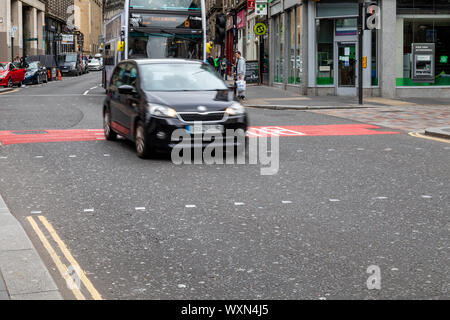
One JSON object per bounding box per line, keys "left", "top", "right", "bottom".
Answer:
{"left": 88, "top": 58, "right": 102, "bottom": 71}
{"left": 58, "top": 53, "right": 83, "bottom": 76}
{"left": 24, "top": 61, "right": 48, "bottom": 85}
{"left": 0, "top": 62, "right": 26, "bottom": 87}
{"left": 103, "top": 59, "right": 248, "bottom": 158}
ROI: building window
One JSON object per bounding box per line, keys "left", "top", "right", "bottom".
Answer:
{"left": 273, "top": 14, "right": 284, "bottom": 83}
{"left": 397, "top": 1, "right": 450, "bottom": 86}
{"left": 398, "top": 18, "right": 450, "bottom": 86}
{"left": 288, "top": 6, "right": 301, "bottom": 85}
{"left": 316, "top": 19, "right": 334, "bottom": 85}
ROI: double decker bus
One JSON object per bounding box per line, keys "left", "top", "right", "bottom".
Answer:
{"left": 102, "top": 0, "right": 206, "bottom": 88}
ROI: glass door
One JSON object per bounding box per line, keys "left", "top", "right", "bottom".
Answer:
{"left": 336, "top": 42, "right": 357, "bottom": 95}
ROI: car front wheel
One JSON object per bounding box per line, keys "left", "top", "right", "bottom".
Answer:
{"left": 7, "top": 78, "right": 13, "bottom": 88}
{"left": 103, "top": 108, "right": 117, "bottom": 141}
{"left": 135, "top": 121, "right": 152, "bottom": 159}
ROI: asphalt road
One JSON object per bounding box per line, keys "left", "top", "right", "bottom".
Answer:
{"left": 0, "top": 72, "right": 449, "bottom": 300}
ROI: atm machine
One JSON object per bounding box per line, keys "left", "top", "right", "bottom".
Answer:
{"left": 411, "top": 43, "right": 435, "bottom": 83}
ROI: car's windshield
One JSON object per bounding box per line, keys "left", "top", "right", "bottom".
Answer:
{"left": 89, "top": 59, "right": 99, "bottom": 64}
{"left": 130, "top": 0, "right": 200, "bottom": 11}
{"left": 140, "top": 63, "right": 227, "bottom": 92}
{"left": 65, "top": 54, "right": 77, "bottom": 62}
{"left": 0, "top": 63, "right": 7, "bottom": 71}
{"left": 27, "top": 62, "right": 39, "bottom": 70}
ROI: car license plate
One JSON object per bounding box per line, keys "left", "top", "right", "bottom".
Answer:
{"left": 186, "top": 124, "right": 224, "bottom": 134}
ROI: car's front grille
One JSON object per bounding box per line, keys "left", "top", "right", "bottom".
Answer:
{"left": 178, "top": 112, "right": 226, "bottom": 123}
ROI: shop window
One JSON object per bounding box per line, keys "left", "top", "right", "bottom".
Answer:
{"left": 317, "top": 19, "right": 334, "bottom": 85}
{"left": 273, "top": 14, "right": 284, "bottom": 83}
{"left": 398, "top": 18, "right": 450, "bottom": 86}
{"left": 288, "top": 7, "right": 301, "bottom": 85}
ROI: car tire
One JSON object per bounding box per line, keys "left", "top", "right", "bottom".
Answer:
{"left": 7, "top": 77, "right": 13, "bottom": 88}
{"left": 135, "top": 121, "right": 152, "bottom": 159}
{"left": 104, "top": 108, "right": 117, "bottom": 141}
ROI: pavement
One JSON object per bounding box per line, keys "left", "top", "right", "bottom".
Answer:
{"left": 240, "top": 85, "right": 450, "bottom": 136}
{"left": 0, "top": 75, "right": 449, "bottom": 300}
{"left": 0, "top": 194, "right": 62, "bottom": 300}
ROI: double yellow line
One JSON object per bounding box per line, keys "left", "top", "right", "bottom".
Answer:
{"left": 27, "top": 215, "right": 102, "bottom": 300}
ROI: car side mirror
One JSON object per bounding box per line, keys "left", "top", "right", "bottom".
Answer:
{"left": 226, "top": 83, "right": 235, "bottom": 90}
{"left": 118, "top": 84, "right": 135, "bottom": 95}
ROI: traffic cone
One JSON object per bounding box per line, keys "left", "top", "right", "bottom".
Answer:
{"left": 47, "top": 69, "right": 51, "bottom": 81}
{"left": 57, "top": 69, "right": 62, "bottom": 81}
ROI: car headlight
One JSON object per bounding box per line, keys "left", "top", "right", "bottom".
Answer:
{"left": 0, "top": 74, "right": 6, "bottom": 79}
{"left": 148, "top": 104, "right": 177, "bottom": 118}
{"left": 226, "top": 102, "right": 245, "bottom": 116}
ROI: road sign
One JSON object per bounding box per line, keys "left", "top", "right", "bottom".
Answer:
{"left": 12, "top": 26, "right": 17, "bottom": 33}
{"left": 254, "top": 23, "right": 267, "bottom": 36}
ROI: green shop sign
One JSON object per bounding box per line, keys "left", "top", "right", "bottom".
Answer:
{"left": 440, "top": 56, "right": 448, "bottom": 63}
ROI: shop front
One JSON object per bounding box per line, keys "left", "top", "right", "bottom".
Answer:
{"left": 269, "top": 0, "right": 303, "bottom": 92}
{"left": 307, "top": 0, "right": 379, "bottom": 96}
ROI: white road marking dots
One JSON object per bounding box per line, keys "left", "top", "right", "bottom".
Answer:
{"left": 374, "top": 197, "right": 388, "bottom": 200}
{"left": 84, "top": 208, "right": 94, "bottom": 212}
{"left": 135, "top": 207, "right": 146, "bottom": 211}
{"left": 185, "top": 205, "right": 196, "bottom": 208}
{"left": 421, "top": 195, "right": 432, "bottom": 199}
{"left": 329, "top": 199, "right": 341, "bottom": 202}
{"left": 0, "top": 156, "right": 7, "bottom": 159}
{"left": 234, "top": 202, "right": 245, "bottom": 206}
{"left": 103, "top": 154, "right": 110, "bottom": 157}
{"left": 357, "top": 148, "right": 365, "bottom": 151}
{"left": 282, "top": 201, "right": 292, "bottom": 204}
{"left": 69, "top": 155, "right": 77, "bottom": 158}
{"left": 34, "top": 156, "right": 43, "bottom": 158}
{"left": 31, "top": 211, "right": 42, "bottom": 214}
{"left": 384, "top": 148, "right": 392, "bottom": 151}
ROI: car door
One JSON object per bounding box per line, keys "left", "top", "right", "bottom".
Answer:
{"left": 115, "top": 63, "right": 140, "bottom": 138}
{"left": 108, "top": 63, "right": 130, "bottom": 136}
{"left": 9, "top": 64, "right": 17, "bottom": 83}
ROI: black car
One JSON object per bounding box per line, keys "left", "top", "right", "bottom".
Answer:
{"left": 24, "top": 61, "right": 48, "bottom": 85}
{"left": 103, "top": 59, "right": 248, "bottom": 158}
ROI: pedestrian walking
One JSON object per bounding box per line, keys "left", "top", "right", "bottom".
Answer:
{"left": 19, "top": 57, "right": 28, "bottom": 69}
{"left": 207, "top": 55, "right": 214, "bottom": 67}
{"left": 234, "top": 51, "right": 246, "bottom": 100}
{"left": 214, "top": 56, "right": 220, "bottom": 73}
{"left": 220, "top": 57, "right": 231, "bottom": 80}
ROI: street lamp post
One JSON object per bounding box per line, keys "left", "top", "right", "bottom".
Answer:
{"left": 201, "top": 0, "right": 207, "bottom": 62}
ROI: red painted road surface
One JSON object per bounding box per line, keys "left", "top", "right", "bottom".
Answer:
{"left": 0, "top": 125, "right": 400, "bottom": 146}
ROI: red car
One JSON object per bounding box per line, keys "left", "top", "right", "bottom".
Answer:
{"left": 0, "top": 62, "right": 26, "bottom": 87}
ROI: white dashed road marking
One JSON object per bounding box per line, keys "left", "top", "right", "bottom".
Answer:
{"left": 135, "top": 207, "right": 146, "bottom": 211}
{"left": 234, "top": 202, "right": 245, "bottom": 206}
{"left": 84, "top": 208, "right": 94, "bottom": 212}
{"left": 185, "top": 205, "right": 196, "bottom": 208}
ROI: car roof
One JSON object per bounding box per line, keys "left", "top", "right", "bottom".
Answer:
{"left": 124, "top": 59, "right": 203, "bottom": 65}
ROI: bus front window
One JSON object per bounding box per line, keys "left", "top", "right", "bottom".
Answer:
{"left": 129, "top": 34, "right": 202, "bottom": 60}
{"left": 129, "top": 0, "right": 200, "bottom": 11}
